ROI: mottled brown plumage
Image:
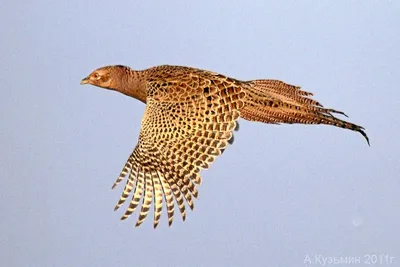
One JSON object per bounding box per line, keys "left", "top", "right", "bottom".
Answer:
{"left": 81, "top": 64, "right": 369, "bottom": 228}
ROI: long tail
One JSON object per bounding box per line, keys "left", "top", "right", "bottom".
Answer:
{"left": 240, "top": 79, "right": 370, "bottom": 145}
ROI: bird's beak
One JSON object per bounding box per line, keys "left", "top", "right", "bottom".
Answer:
{"left": 80, "top": 77, "right": 90, "bottom": 85}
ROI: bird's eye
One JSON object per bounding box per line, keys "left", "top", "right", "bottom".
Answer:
{"left": 93, "top": 73, "right": 100, "bottom": 79}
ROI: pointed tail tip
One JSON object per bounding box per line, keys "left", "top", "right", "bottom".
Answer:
{"left": 359, "top": 129, "right": 370, "bottom": 146}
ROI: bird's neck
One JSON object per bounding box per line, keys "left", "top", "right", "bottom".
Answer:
{"left": 119, "top": 68, "right": 147, "bottom": 104}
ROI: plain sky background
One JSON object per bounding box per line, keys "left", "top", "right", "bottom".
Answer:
{"left": 1, "top": 1, "right": 399, "bottom": 266}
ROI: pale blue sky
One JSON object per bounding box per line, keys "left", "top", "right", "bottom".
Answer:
{"left": 1, "top": 1, "right": 399, "bottom": 266}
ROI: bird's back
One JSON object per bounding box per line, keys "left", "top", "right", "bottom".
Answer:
{"left": 144, "top": 65, "right": 368, "bottom": 144}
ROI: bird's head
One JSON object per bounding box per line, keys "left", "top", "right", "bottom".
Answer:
{"left": 80, "top": 65, "right": 127, "bottom": 90}
{"left": 80, "top": 65, "right": 147, "bottom": 103}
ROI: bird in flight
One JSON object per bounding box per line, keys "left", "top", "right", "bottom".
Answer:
{"left": 81, "top": 64, "right": 369, "bottom": 228}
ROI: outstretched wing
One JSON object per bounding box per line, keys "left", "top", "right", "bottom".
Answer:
{"left": 112, "top": 71, "right": 246, "bottom": 228}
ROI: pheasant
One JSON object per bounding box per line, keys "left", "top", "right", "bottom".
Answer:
{"left": 80, "top": 64, "right": 369, "bottom": 228}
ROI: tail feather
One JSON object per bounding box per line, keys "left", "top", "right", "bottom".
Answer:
{"left": 240, "top": 79, "right": 370, "bottom": 145}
